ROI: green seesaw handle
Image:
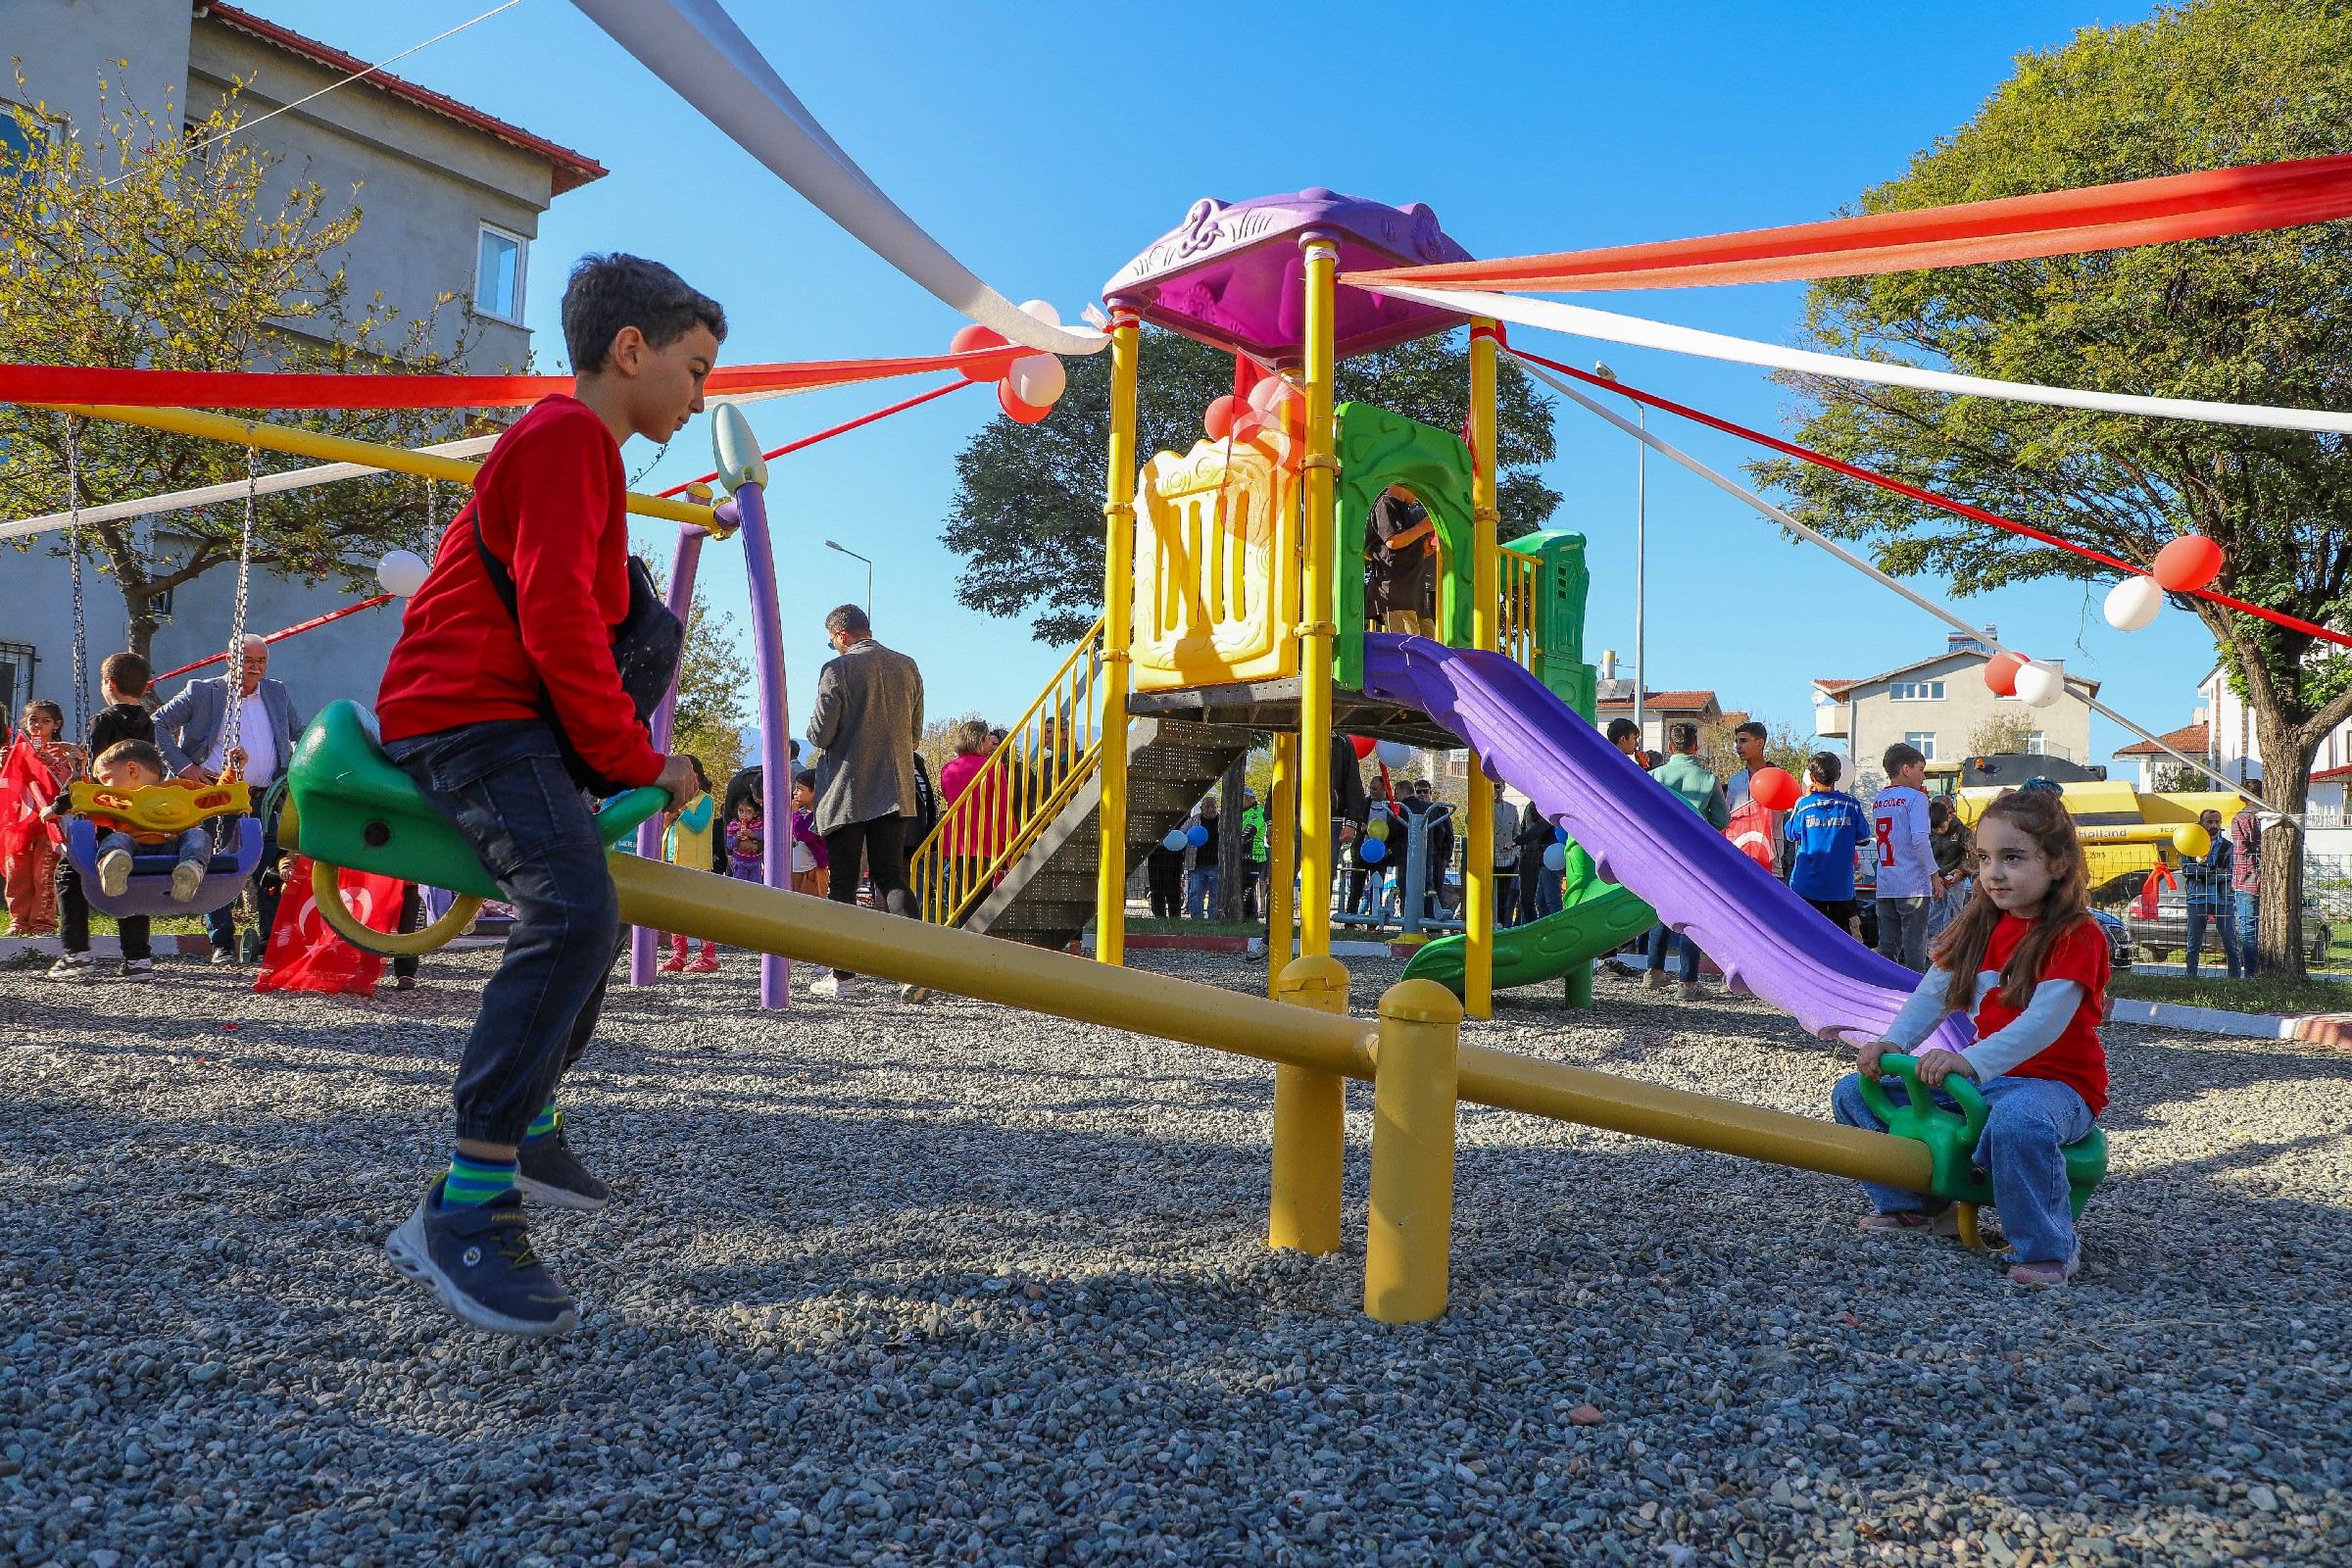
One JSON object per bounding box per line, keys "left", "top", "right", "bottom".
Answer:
{"left": 595, "top": 787, "right": 671, "bottom": 849}
{"left": 1856, "top": 1053, "right": 1990, "bottom": 1203}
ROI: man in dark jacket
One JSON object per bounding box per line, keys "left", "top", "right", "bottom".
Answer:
{"left": 805, "top": 603, "right": 924, "bottom": 997}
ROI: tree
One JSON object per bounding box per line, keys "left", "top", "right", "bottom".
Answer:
{"left": 1698, "top": 715, "right": 1814, "bottom": 782}
{"left": 945, "top": 326, "right": 1563, "bottom": 645}
{"left": 1750, "top": 0, "right": 2352, "bottom": 978}
{"left": 0, "top": 83, "right": 482, "bottom": 663}
{"left": 1965, "top": 711, "right": 2042, "bottom": 759}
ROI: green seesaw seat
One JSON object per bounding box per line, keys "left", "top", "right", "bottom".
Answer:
{"left": 1860, "top": 1054, "right": 2109, "bottom": 1221}
{"left": 282, "top": 700, "right": 666, "bottom": 918}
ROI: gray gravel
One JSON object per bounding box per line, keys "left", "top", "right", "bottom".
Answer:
{"left": 3, "top": 946, "right": 2349, "bottom": 1568}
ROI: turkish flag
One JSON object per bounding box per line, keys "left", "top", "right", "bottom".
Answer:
{"left": 254, "top": 854, "right": 407, "bottom": 997}
{"left": 1725, "top": 800, "right": 1779, "bottom": 872}
{"left": 0, "top": 737, "right": 61, "bottom": 857}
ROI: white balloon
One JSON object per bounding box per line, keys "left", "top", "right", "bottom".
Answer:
{"left": 2103, "top": 573, "right": 2165, "bottom": 632}
{"left": 1247, "top": 374, "right": 1285, "bottom": 414}
{"left": 377, "top": 549, "right": 430, "bottom": 597}
{"left": 1017, "top": 299, "right": 1061, "bottom": 327}
{"left": 1374, "top": 740, "right": 1413, "bottom": 768}
{"left": 2013, "top": 661, "right": 2066, "bottom": 708}
{"left": 1007, "top": 353, "right": 1066, "bottom": 408}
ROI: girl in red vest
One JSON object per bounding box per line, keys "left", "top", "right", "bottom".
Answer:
{"left": 1834, "top": 785, "right": 2108, "bottom": 1289}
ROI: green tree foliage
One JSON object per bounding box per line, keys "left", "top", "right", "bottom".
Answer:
{"left": 945, "top": 327, "right": 1562, "bottom": 645}
{"left": 0, "top": 84, "right": 484, "bottom": 662}
{"left": 1750, "top": 0, "right": 2352, "bottom": 976}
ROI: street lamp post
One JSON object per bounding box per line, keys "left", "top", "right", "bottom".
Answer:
{"left": 1593, "top": 363, "right": 1644, "bottom": 745}
{"left": 823, "top": 539, "right": 873, "bottom": 615}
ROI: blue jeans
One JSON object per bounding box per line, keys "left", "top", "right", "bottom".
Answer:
{"left": 2234, "top": 892, "right": 2260, "bottom": 977}
{"left": 203, "top": 813, "right": 281, "bottom": 957}
{"left": 2185, "top": 901, "right": 2241, "bottom": 978}
{"left": 1186, "top": 866, "right": 1219, "bottom": 919}
{"left": 1832, "top": 1071, "right": 2094, "bottom": 1264}
{"left": 385, "top": 720, "right": 619, "bottom": 1146}
{"left": 98, "top": 825, "right": 210, "bottom": 864}
{"left": 1646, "top": 924, "right": 1701, "bottom": 982}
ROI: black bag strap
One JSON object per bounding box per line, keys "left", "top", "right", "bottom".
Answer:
{"left": 472, "top": 512, "right": 523, "bottom": 621}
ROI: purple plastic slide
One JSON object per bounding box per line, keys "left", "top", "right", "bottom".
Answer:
{"left": 1363, "top": 634, "right": 1972, "bottom": 1052}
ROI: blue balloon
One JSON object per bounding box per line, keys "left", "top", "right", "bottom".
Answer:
{"left": 1360, "top": 838, "right": 1388, "bottom": 863}
{"left": 1162, "top": 830, "right": 1189, "bottom": 853}
{"left": 1554, "top": 825, "right": 1569, "bottom": 843}
{"left": 1185, "top": 823, "right": 1208, "bottom": 848}
{"left": 1542, "top": 843, "right": 1567, "bottom": 871}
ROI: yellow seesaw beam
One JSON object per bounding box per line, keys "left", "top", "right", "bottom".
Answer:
{"left": 45, "top": 403, "right": 718, "bottom": 530}
{"left": 607, "top": 855, "right": 1932, "bottom": 1193}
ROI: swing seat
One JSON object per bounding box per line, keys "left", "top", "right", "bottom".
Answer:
{"left": 1861, "top": 1054, "right": 2109, "bottom": 1220}
{"left": 64, "top": 814, "right": 263, "bottom": 919}
{"left": 68, "top": 775, "right": 252, "bottom": 836}
{"left": 282, "top": 701, "right": 667, "bottom": 898}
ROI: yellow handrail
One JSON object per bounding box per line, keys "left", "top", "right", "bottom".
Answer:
{"left": 1498, "top": 548, "right": 1541, "bottom": 670}
{"left": 910, "top": 615, "right": 1107, "bottom": 926}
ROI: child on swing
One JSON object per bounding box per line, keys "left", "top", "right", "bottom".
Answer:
{"left": 1832, "top": 784, "right": 2109, "bottom": 1289}
{"left": 54, "top": 739, "right": 216, "bottom": 902}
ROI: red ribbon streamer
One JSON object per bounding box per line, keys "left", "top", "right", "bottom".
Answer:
{"left": 659, "top": 377, "right": 976, "bottom": 497}
{"left": 153, "top": 594, "right": 396, "bottom": 681}
{"left": 1347, "top": 155, "right": 2352, "bottom": 293}
{"left": 1509, "top": 346, "right": 2352, "bottom": 650}
{"left": 0, "top": 347, "right": 1020, "bottom": 411}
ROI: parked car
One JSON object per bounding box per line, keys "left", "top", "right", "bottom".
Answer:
{"left": 2087, "top": 908, "right": 2134, "bottom": 973}
{"left": 2123, "top": 896, "right": 2330, "bottom": 965}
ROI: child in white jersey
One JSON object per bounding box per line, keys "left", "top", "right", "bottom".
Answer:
{"left": 1832, "top": 784, "right": 2110, "bottom": 1289}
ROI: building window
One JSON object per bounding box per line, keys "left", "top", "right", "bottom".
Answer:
{"left": 2, "top": 102, "right": 46, "bottom": 185}
{"left": 0, "top": 641, "right": 35, "bottom": 718}
{"left": 1888, "top": 680, "right": 1945, "bottom": 702}
{"left": 1905, "top": 731, "right": 1937, "bottom": 760}
{"left": 2027, "top": 732, "right": 2046, "bottom": 756}
{"left": 474, "top": 223, "right": 527, "bottom": 324}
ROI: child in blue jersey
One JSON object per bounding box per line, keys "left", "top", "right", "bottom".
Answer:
{"left": 1788, "top": 752, "right": 1866, "bottom": 940}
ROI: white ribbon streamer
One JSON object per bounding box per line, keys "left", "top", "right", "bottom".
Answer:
{"left": 565, "top": 0, "right": 1104, "bottom": 359}
{"left": 1384, "top": 284, "right": 2352, "bottom": 437}
{"left": 1516, "top": 356, "right": 2273, "bottom": 808}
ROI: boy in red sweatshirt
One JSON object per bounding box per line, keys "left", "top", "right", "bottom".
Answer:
{"left": 376, "top": 254, "right": 718, "bottom": 1336}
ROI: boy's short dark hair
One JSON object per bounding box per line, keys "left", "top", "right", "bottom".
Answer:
{"left": 1735, "top": 719, "right": 1766, "bottom": 742}
{"left": 563, "top": 254, "right": 727, "bottom": 375}
{"left": 825, "top": 604, "right": 870, "bottom": 638}
{"left": 1883, "top": 743, "right": 1926, "bottom": 774}
{"left": 1808, "top": 751, "right": 1842, "bottom": 788}
{"left": 792, "top": 769, "right": 816, "bottom": 791}
{"left": 1605, "top": 717, "right": 1640, "bottom": 744}
{"left": 99, "top": 652, "right": 151, "bottom": 698}
{"left": 95, "top": 738, "right": 165, "bottom": 777}
{"left": 1667, "top": 721, "right": 1699, "bottom": 752}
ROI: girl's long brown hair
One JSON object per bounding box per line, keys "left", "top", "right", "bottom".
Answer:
{"left": 1928, "top": 788, "right": 2095, "bottom": 1013}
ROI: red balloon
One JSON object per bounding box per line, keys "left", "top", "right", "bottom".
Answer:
{"left": 997, "top": 380, "right": 1052, "bottom": 424}
{"left": 1750, "top": 765, "right": 1800, "bottom": 812}
{"left": 1204, "top": 395, "right": 1241, "bottom": 442}
{"left": 2152, "top": 534, "right": 2225, "bottom": 592}
{"left": 1350, "top": 735, "right": 1377, "bottom": 760}
{"left": 1984, "top": 651, "right": 2026, "bottom": 697}
{"left": 950, "top": 323, "right": 1011, "bottom": 383}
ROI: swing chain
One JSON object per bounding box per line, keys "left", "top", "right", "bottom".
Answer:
{"left": 58, "top": 414, "right": 90, "bottom": 747}
{"left": 220, "top": 443, "right": 258, "bottom": 783}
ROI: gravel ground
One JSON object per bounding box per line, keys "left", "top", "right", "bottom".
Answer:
{"left": 3, "top": 946, "right": 2349, "bottom": 1568}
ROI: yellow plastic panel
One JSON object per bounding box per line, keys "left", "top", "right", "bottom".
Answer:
{"left": 1130, "top": 439, "right": 1299, "bottom": 691}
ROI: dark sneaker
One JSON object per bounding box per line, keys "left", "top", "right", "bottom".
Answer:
{"left": 515, "top": 1123, "right": 611, "bottom": 1212}
{"left": 385, "top": 1180, "right": 579, "bottom": 1336}
{"left": 116, "top": 957, "right": 154, "bottom": 982}
{"left": 48, "top": 955, "right": 95, "bottom": 983}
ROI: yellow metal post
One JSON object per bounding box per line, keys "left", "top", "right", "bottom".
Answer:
{"left": 1265, "top": 732, "right": 1298, "bottom": 999}
{"left": 1365, "top": 979, "right": 1462, "bottom": 1323}
{"left": 1269, "top": 955, "right": 1349, "bottom": 1254}
{"left": 1297, "top": 237, "right": 1340, "bottom": 962}
{"left": 1463, "top": 319, "right": 1501, "bottom": 1019}
{"left": 1095, "top": 310, "right": 1143, "bottom": 966}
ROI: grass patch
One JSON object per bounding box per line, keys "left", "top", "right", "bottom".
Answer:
{"left": 2109, "top": 971, "right": 2352, "bottom": 1017}
{"left": 1123, "top": 918, "right": 1270, "bottom": 938}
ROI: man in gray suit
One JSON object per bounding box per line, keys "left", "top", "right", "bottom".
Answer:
{"left": 154, "top": 635, "right": 306, "bottom": 964}
{"left": 804, "top": 604, "right": 922, "bottom": 999}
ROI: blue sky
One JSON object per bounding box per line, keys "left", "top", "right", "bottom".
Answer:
{"left": 258, "top": 0, "right": 2204, "bottom": 763}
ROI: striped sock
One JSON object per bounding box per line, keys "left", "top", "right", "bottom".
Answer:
{"left": 522, "top": 1101, "right": 560, "bottom": 1142}
{"left": 440, "top": 1152, "right": 518, "bottom": 1207}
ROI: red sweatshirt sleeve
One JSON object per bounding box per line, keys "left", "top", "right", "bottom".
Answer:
{"left": 494, "top": 410, "right": 665, "bottom": 789}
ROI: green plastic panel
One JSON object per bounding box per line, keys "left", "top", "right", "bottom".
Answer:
{"left": 1332, "top": 402, "right": 1477, "bottom": 691}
